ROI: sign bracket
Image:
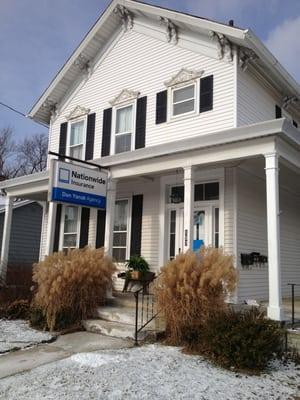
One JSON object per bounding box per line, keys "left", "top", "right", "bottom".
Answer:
{"left": 48, "top": 151, "right": 108, "bottom": 172}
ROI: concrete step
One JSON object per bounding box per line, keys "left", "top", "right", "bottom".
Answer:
{"left": 105, "top": 292, "right": 137, "bottom": 308}
{"left": 83, "top": 319, "right": 148, "bottom": 340}
{"left": 94, "top": 306, "right": 136, "bottom": 325}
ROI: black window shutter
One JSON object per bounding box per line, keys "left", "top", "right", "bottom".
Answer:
{"left": 293, "top": 120, "right": 298, "bottom": 128}
{"left": 79, "top": 207, "right": 90, "bottom": 248}
{"left": 85, "top": 113, "right": 96, "bottom": 160}
{"left": 53, "top": 204, "right": 62, "bottom": 253}
{"left": 59, "top": 122, "right": 68, "bottom": 158}
{"left": 200, "top": 75, "right": 214, "bottom": 113}
{"left": 135, "top": 96, "right": 147, "bottom": 149}
{"left": 156, "top": 90, "right": 167, "bottom": 124}
{"left": 275, "top": 105, "right": 282, "bottom": 119}
{"left": 101, "top": 108, "right": 112, "bottom": 157}
{"left": 130, "top": 194, "right": 143, "bottom": 256}
{"left": 96, "top": 209, "right": 106, "bottom": 248}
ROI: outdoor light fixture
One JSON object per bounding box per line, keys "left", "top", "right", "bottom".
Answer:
{"left": 170, "top": 169, "right": 182, "bottom": 204}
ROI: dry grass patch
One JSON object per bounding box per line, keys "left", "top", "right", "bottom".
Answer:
{"left": 32, "top": 247, "right": 116, "bottom": 331}
{"left": 156, "top": 247, "right": 237, "bottom": 345}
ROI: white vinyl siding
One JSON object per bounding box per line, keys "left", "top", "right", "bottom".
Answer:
{"left": 237, "top": 68, "right": 277, "bottom": 127}
{"left": 49, "top": 29, "right": 235, "bottom": 156}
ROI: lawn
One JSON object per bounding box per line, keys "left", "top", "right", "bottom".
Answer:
{"left": 0, "top": 344, "right": 299, "bottom": 399}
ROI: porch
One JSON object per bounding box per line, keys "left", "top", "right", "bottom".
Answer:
{"left": 0, "top": 119, "right": 299, "bottom": 322}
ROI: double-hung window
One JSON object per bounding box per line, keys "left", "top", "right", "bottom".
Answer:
{"left": 61, "top": 205, "right": 80, "bottom": 252}
{"left": 112, "top": 199, "right": 129, "bottom": 262}
{"left": 172, "top": 84, "right": 196, "bottom": 117}
{"left": 115, "top": 105, "right": 133, "bottom": 154}
{"left": 69, "top": 120, "right": 85, "bottom": 159}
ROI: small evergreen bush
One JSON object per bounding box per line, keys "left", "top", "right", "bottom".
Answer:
{"left": 0, "top": 299, "right": 30, "bottom": 320}
{"left": 156, "top": 247, "right": 237, "bottom": 345}
{"left": 198, "top": 308, "right": 284, "bottom": 371}
{"left": 32, "top": 247, "right": 117, "bottom": 331}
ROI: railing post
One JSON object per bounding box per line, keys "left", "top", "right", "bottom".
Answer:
{"left": 134, "top": 291, "right": 139, "bottom": 346}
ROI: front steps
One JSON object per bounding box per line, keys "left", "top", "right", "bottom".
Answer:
{"left": 83, "top": 292, "right": 163, "bottom": 341}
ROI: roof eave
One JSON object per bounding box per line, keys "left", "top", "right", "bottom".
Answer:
{"left": 244, "top": 29, "right": 300, "bottom": 98}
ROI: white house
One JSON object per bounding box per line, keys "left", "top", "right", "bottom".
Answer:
{"left": 0, "top": 0, "right": 299, "bottom": 321}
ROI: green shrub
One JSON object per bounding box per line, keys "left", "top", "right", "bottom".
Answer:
{"left": 125, "top": 255, "right": 149, "bottom": 273}
{"left": 197, "top": 308, "right": 284, "bottom": 371}
{"left": 32, "top": 247, "right": 117, "bottom": 331}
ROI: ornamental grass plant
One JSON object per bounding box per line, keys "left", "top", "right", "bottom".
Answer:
{"left": 32, "top": 247, "right": 116, "bottom": 331}
{"left": 156, "top": 247, "right": 237, "bottom": 345}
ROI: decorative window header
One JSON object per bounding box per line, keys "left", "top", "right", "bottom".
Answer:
{"left": 164, "top": 68, "right": 204, "bottom": 88}
{"left": 65, "top": 105, "right": 90, "bottom": 121}
{"left": 109, "top": 89, "right": 140, "bottom": 106}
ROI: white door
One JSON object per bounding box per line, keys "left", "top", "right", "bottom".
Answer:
{"left": 168, "top": 205, "right": 215, "bottom": 259}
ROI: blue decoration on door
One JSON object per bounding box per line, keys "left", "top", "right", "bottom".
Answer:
{"left": 193, "top": 239, "right": 204, "bottom": 252}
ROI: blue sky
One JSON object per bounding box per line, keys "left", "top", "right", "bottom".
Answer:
{"left": 0, "top": 0, "right": 299, "bottom": 139}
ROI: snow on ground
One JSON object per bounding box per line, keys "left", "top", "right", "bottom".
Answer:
{"left": 0, "top": 344, "right": 299, "bottom": 400}
{"left": 0, "top": 320, "right": 54, "bottom": 353}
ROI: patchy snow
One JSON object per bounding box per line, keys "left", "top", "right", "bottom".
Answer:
{"left": 0, "top": 344, "right": 299, "bottom": 399}
{"left": 0, "top": 320, "right": 54, "bottom": 353}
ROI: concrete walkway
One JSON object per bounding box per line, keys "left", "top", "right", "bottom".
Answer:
{"left": 0, "top": 332, "right": 133, "bottom": 379}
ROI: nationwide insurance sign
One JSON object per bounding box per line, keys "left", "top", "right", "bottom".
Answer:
{"left": 49, "top": 160, "right": 107, "bottom": 209}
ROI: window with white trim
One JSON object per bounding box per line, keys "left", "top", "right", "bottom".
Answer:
{"left": 61, "top": 206, "right": 81, "bottom": 252}
{"left": 68, "top": 120, "right": 85, "bottom": 159}
{"left": 115, "top": 105, "right": 133, "bottom": 154}
{"left": 172, "top": 84, "right": 196, "bottom": 117}
{"left": 112, "top": 199, "right": 129, "bottom": 262}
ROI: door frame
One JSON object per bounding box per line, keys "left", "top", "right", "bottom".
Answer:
{"left": 159, "top": 168, "right": 225, "bottom": 265}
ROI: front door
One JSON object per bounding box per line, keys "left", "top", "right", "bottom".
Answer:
{"left": 168, "top": 206, "right": 213, "bottom": 259}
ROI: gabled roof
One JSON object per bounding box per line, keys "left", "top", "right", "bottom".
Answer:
{"left": 28, "top": 0, "right": 300, "bottom": 125}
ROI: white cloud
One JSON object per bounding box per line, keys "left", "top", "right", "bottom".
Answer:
{"left": 265, "top": 16, "right": 300, "bottom": 83}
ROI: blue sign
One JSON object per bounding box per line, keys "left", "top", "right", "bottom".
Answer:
{"left": 50, "top": 160, "right": 107, "bottom": 209}
{"left": 52, "top": 187, "right": 106, "bottom": 208}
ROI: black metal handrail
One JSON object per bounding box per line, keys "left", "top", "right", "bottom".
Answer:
{"left": 133, "top": 274, "right": 160, "bottom": 345}
{"left": 287, "top": 283, "right": 300, "bottom": 329}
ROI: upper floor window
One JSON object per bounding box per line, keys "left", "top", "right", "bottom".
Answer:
{"left": 68, "top": 119, "right": 85, "bottom": 159}
{"left": 115, "top": 105, "right": 134, "bottom": 154}
{"left": 172, "top": 84, "right": 196, "bottom": 117}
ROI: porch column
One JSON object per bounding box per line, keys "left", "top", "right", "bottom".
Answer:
{"left": 265, "top": 153, "right": 284, "bottom": 321}
{"left": 104, "top": 179, "right": 117, "bottom": 256}
{"left": 44, "top": 202, "right": 57, "bottom": 257}
{"left": 0, "top": 196, "right": 13, "bottom": 283}
{"left": 183, "top": 166, "right": 194, "bottom": 252}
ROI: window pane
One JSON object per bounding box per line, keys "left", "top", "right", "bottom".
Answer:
{"left": 64, "top": 206, "right": 78, "bottom": 233}
{"left": 194, "top": 184, "right": 204, "bottom": 201}
{"left": 70, "top": 121, "right": 84, "bottom": 146}
{"left": 205, "top": 182, "right": 219, "bottom": 200}
{"left": 113, "top": 232, "right": 127, "bottom": 247}
{"left": 63, "top": 234, "right": 77, "bottom": 248}
{"left": 173, "top": 85, "right": 194, "bottom": 103}
{"left": 116, "top": 106, "right": 132, "bottom": 134}
{"left": 114, "top": 200, "right": 128, "bottom": 231}
{"left": 170, "top": 186, "right": 184, "bottom": 203}
{"left": 69, "top": 145, "right": 83, "bottom": 159}
{"left": 113, "top": 247, "right": 126, "bottom": 262}
{"left": 115, "top": 133, "right": 131, "bottom": 154}
{"left": 173, "top": 99, "right": 195, "bottom": 116}
{"left": 214, "top": 207, "right": 219, "bottom": 248}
